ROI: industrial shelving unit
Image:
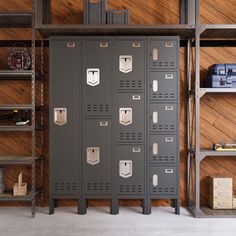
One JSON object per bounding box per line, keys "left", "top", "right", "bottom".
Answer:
{"left": 187, "top": 1, "right": 236, "bottom": 218}
{"left": 0, "top": 1, "right": 44, "bottom": 218}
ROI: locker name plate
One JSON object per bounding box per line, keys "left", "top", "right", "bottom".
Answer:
{"left": 119, "top": 55, "right": 132, "bottom": 73}
{"left": 87, "top": 68, "right": 100, "bottom": 86}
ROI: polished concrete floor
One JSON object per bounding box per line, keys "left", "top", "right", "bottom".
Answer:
{"left": 0, "top": 207, "right": 235, "bottom": 236}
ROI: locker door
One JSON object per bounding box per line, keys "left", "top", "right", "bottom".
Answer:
{"left": 114, "top": 38, "right": 145, "bottom": 90}
{"left": 149, "top": 40, "right": 178, "bottom": 69}
{"left": 50, "top": 39, "right": 80, "bottom": 195}
{"left": 118, "top": 145, "right": 145, "bottom": 195}
{"left": 82, "top": 38, "right": 112, "bottom": 116}
{"left": 149, "top": 71, "right": 178, "bottom": 101}
{"left": 117, "top": 93, "right": 145, "bottom": 143}
{"left": 150, "top": 103, "right": 177, "bottom": 132}
{"left": 150, "top": 135, "right": 177, "bottom": 164}
{"left": 83, "top": 119, "right": 112, "bottom": 195}
{"left": 150, "top": 166, "right": 177, "bottom": 195}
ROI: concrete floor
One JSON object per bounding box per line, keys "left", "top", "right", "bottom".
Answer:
{"left": 0, "top": 207, "right": 235, "bottom": 236}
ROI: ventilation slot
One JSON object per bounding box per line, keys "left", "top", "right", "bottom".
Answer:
{"left": 119, "top": 132, "right": 143, "bottom": 142}
{"left": 119, "top": 184, "right": 143, "bottom": 194}
{"left": 87, "top": 104, "right": 110, "bottom": 113}
{"left": 152, "top": 93, "right": 176, "bottom": 100}
{"left": 152, "top": 124, "right": 175, "bottom": 131}
{"left": 119, "top": 80, "right": 143, "bottom": 89}
{"left": 152, "top": 187, "right": 175, "bottom": 194}
{"left": 87, "top": 182, "right": 110, "bottom": 192}
{"left": 54, "top": 182, "right": 77, "bottom": 192}
{"left": 153, "top": 61, "right": 176, "bottom": 68}
{"left": 152, "top": 155, "right": 176, "bottom": 163}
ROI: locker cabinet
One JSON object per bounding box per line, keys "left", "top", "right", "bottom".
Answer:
{"left": 83, "top": 119, "right": 112, "bottom": 195}
{"left": 150, "top": 166, "right": 177, "bottom": 195}
{"left": 117, "top": 92, "right": 145, "bottom": 143}
{"left": 82, "top": 38, "right": 112, "bottom": 116}
{"left": 150, "top": 103, "right": 178, "bottom": 132}
{"left": 149, "top": 39, "right": 178, "bottom": 69}
{"left": 50, "top": 36, "right": 180, "bottom": 215}
{"left": 117, "top": 145, "right": 145, "bottom": 195}
{"left": 149, "top": 71, "right": 178, "bottom": 101}
{"left": 50, "top": 38, "right": 80, "bottom": 196}
{"left": 150, "top": 135, "right": 178, "bottom": 164}
{"left": 114, "top": 38, "right": 146, "bottom": 90}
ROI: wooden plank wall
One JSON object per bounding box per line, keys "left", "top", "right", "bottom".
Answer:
{"left": 0, "top": 0, "right": 235, "bottom": 207}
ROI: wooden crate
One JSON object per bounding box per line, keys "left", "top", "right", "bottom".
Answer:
{"left": 209, "top": 176, "right": 233, "bottom": 209}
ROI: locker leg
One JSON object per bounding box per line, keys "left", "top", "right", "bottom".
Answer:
{"left": 175, "top": 198, "right": 180, "bottom": 215}
{"left": 78, "top": 199, "right": 87, "bottom": 215}
{"left": 142, "top": 199, "right": 151, "bottom": 215}
{"left": 86, "top": 200, "right": 89, "bottom": 208}
{"left": 49, "top": 198, "right": 55, "bottom": 215}
{"left": 110, "top": 199, "right": 119, "bottom": 215}
{"left": 31, "top": 199, "right": 36, "bottom": 218}
{"left": 54, "top": 199, "right": 58, "bottom": 208}
{"left": 171, "top": 199, "right": 175, "bottom": 208}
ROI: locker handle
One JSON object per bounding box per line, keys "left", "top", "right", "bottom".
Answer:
{"left": 133, "top": 43, "right": 141, "bottom": 48}
{"left": 152, "top": 80, "right": 158, "bottom": 92}
{"left": 165, "top": 106, "right": 173, "bottom": 111}
{"left": 152, "top": 143, "right": 158, "bottom": 155}
{"left": 165, "top": 137, "right": 174, "bottom": 142}
{"left": 165, "top": 169, "right": 174, "bottom": 174}
{"left": 153, "top": 111, "right": 158, "bottom": 124}
{"left": 54, "top": 108, "right": 67, "bottom": 126}
{"left": 67, "top": 42, "right": 75, "bottom": 48}
{"left": 152, "top": 48, "right": 158, "bottom": 61}
{"left": 132, "top": 148, "right": 141, "bottom": 152}
{"left": 153, "top": 174, "right": 158, "bottom": 187}
{"left": 100, "top": 42, "right": 108, "bottom": 48}
{"left": 165, "top": 74, "right": 174, "bottom": 79}
{"left": 165, "top": 42, "right": 174, "bottom": 48}
{"left": 119, "top": 160, "right": 132, "bottom": 178}
{"left": 100, "top": 121, "right": 108, "bottom": 126}
{"left": 132, "top": 95, "right": 141, "bottom": 100}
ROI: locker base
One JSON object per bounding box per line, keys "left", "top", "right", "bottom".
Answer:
{"left": 49, "top": 199, "right": 55, "bottom": 215}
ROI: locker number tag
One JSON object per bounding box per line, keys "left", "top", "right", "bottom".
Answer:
{"left": 119, "top": 55, "right": 132, "bottom": 73}
{"left": 87, "top": 68, "right": 100, "bottom": 86}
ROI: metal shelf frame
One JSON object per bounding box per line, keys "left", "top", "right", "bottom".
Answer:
{"left": 0, "top": 1, "right": 45, "bottom": 218}
{"left": 186, "top": 0, "right": 236, "bottom": 218}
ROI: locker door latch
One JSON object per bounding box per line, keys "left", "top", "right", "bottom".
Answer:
{"left": 87, "top": 68, "right": 100, "bottom": 86}
{"left": 87, "top": 147, "right": 100, "bottom": 165}
{"left": 152, "top": 111, "right": 158, "bottom": 124}
{"left": 119, "top": 108, "right": 132, "bottom": 126}
{"left": 54, "top": 108, "right": 67, "bottom": 126}
{"left": 119, "top": 55, "right": 132, "bottom": 73}
{"left": 152, "top": 48, "right": 158, "bottom": 61}
{"left": 152, "top": 80, "right": 158, "bottom": 92}
{"left": 119, "top": 160, "right": 132, "bottom": 178}
{"left": 153, "top": 174, "right": 158, "bottom": 186}
{"left": 152, "top": 143, "right": 158, "bottom": 155}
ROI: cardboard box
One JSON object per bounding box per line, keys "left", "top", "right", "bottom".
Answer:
{"left": 209, "top": 177, "right": 233, "bottom": 209}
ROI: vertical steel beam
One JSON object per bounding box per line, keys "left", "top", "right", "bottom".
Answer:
{"left": 180, "top": 0, "right": 196, "bottom": 24}
{"left": 43, "top": 0, "right": 51, "bottom": 24}
{"left": 35, "top": 0, "right": 51, "bottom": 26}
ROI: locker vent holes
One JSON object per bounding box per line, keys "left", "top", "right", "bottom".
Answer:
{"left": 152, "top": 187, "right": 176, "bottom": 194}
{"left": 119, "top": 108, "right": 132, "bottom": 126}
{"left": 87, "top": 68, "right": 100, "bottom": 86}
{"left": 119, "top": 55, "right": 132, "bottom": 73}
{"left": 87, "top": 104, "right": 110, "bottom": 113}
{"left": 87, "top": 182, "right": 110, "bottom": 192}
{"left": 119, "top": 80, "right": 143, "bottom": 89}
{"left": 54, "top": 182, "right": 77, "bottom": 192}
{"left": 87, "top": 147, "right": 100, "bottom": 165}
{"left": 152, "top": 155, "right": 175, "bottom": 163}
{"left": 119, "top": 132, "right": 143, "bottom": 142}
{"left": 119, "top": 184, "right": 143, "bottom": 194}
{"left": 152, "top": 93, "right": 175, "bottom": 100}
{"left": 119, "top": 160, "right": 132, "bottom": 178}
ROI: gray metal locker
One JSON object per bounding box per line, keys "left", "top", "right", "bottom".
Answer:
{"left": 49, "top": 38, "right": 80, "bottom": 196}
{"left": 117, "top": 145, "right": 145, "bottom": 195}
{"left": 149, "top": 39, "right": 178, "bottom": 69}
{"left": 150, "top": 135, "right": 177, "bottom": 164}
{"left": 82, "top": 38, "right": 112, "bottom": 116}
{"left": 83, "top": 119, "right": 112, "bottom": 195}
{"left": 150, "top": 103, "right": 177, "bottom": 132}
{"left": 117, "top": 92, "right": 145, "bottom": 143}
{"left": 149, "top": 71, "right": 178, "bottom": 101}
{"left": 114, "top": 38, "right": 146, "bottom": 90}
{"left": 150, "top": 166, "right": 177, "bottom": 195}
